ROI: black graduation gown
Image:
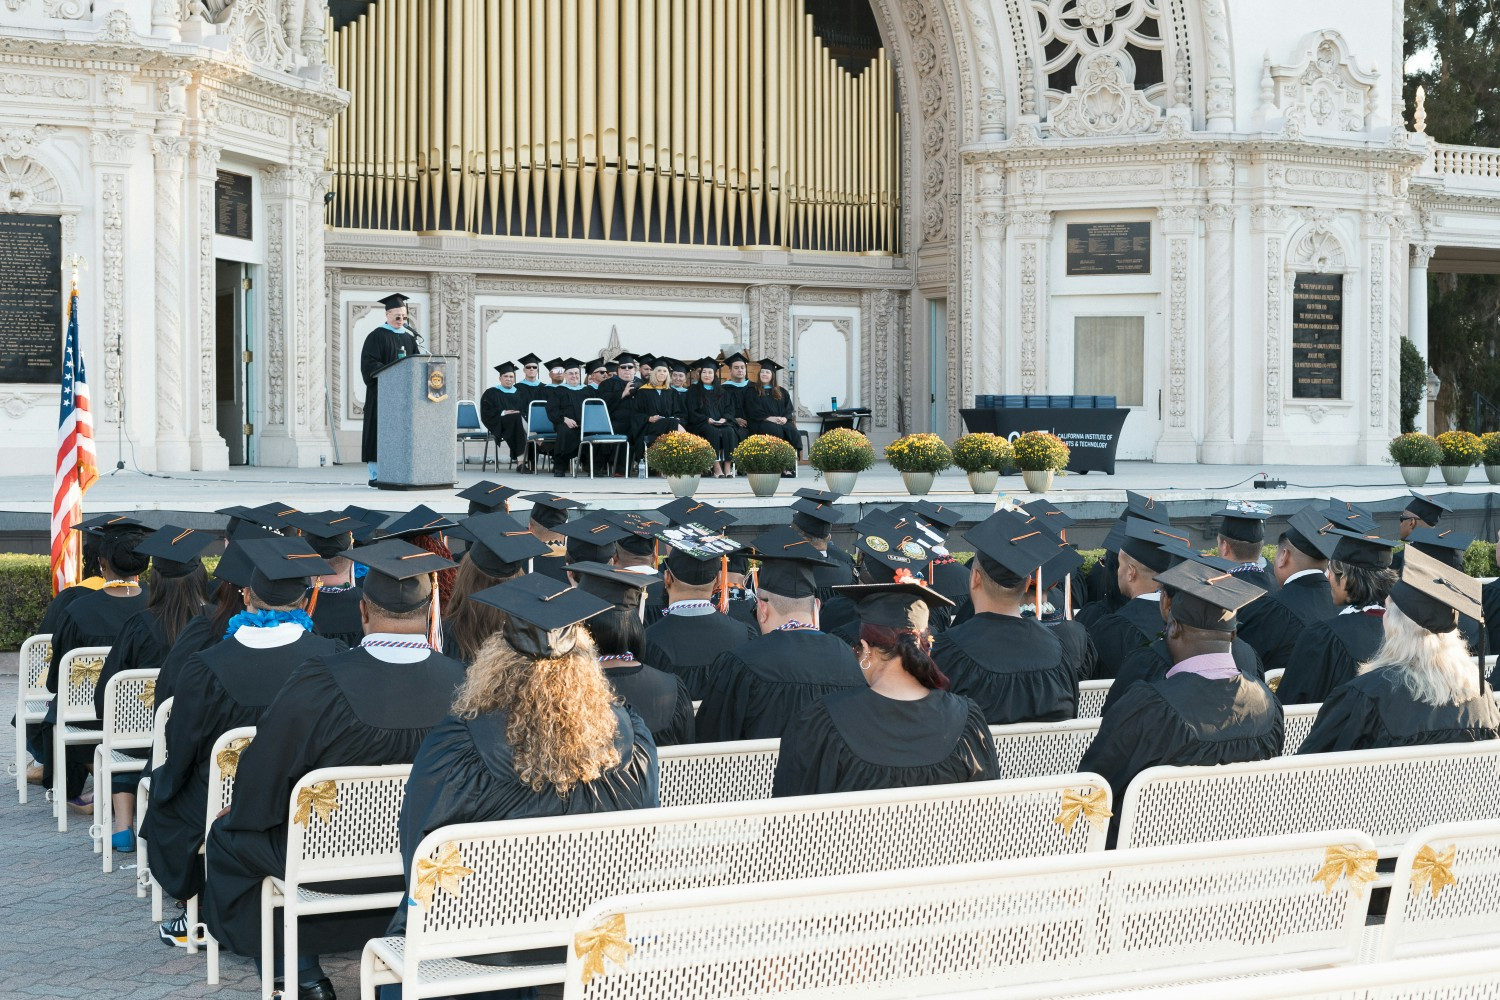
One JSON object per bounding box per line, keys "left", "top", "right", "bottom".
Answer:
{"left": 1101, "top": 636, "right": 1264, "bottom": 716}
{"left": 694, "top": 628, "right": 865, "bottom": 742}
{"left": 1276, "top": 610, "right": 1386, "bottom": 705}
{"left": 545, "top": 385, "right": 590, "bottom": 463}
{"left": 604, "top": 662, "right": 696, "bottom": 747}
{"left": 1298, "top": 664, "right": 1500, "bottom": 754}
{"left": 720, "top": 381, "right": 755, "bottom": 442}
{"left": 772, "top": 688, "right": 999, "bottom": 797}
{"left": 642, "top": 609, "right": 758, "bottom": 700}
{"left": 359, "top": 324, "right": 422, "bottom": 463}
{"left": 1080, "top": 672, "right": 1284, "bottom": 845}
{"left": 925, "top": 559, "right": 972, "bottom": 633}
{"left": 1087, "top": 596, "right": 1165, "bottom": 680}
{"left": 202, "top": 647, "right": 465, "bottom": 961}
{"left": 719, "top": 588, "right": 760, "bottom": 629}
{"left": 310, "top": 585, "right": 365, "bottom": 647}
{"left": 597, "top": 375, "right": 644, "bottom": 438}
{"left": 743, "top": 387, "right": 801, "bottom": 449}
{"left": 931, "top": 613, "right": 1086, "bottom": 725}
{"left": 532, "top": 551, "right": 572, "bottom": 582}
{"left": 479, "top": 386, "right": 528, "bottom": 463}
{"left": 1483, "top": 580, "right": 1500, "bottom": 656}
{"left": 154, "top": 613, "right": 225, "bottom": 711}
{"left": 141, "top": 630, "right": 345, "bottom": 900}
{"left": 388, "top": 705, "right": 658, "bottom": 943}
{"left": 1081, "top": 553, "right": 1124, "bottom": 619}
{"left": 634, "top": 386, "right": 686, "bottom": 446}
{"left": 93, "top": 609, "right": 171, "bottom": 722}
{"left": 37, "top": 583, "right": 92, "bottom": 634}
{"left": 1236, "top": 572, "right": 1337, "bottom": 677}
{"left": 684, "top": 385, "right": 738, "bottom": 457}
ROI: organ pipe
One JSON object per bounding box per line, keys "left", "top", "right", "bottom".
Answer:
{"left": 327, "top": 0, "right": 899, "bottom": 252}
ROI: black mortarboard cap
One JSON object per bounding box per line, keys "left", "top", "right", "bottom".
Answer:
{"left": 1156, "top": 559, "right": 1266, "bottom": 632}
{"left": 469, "top": 575, "right": 612, "bottom": 659}
{"left": 352, "top": 539, "right": 456, "bottom": 612}
{"left": 1404, "top": 491, "right": 1451, "bottom": 527}
{"left": 1320, "top": 499, "right": 1380, "bottom": 535}
{"left": 1020, "top": 499, "right": 1076, "bottom": 531}
{"left": 608, "top": 510, "right": 668, "bottom": 556}
{"left": 462, "top": 511, "right": 548, "bottom": 578}
{"left": 832, "top": 581, "right": 955, "bottom": 631}
{"left": 722, "top": 352, "right": 749, "bottom": 366}
{"left": 1120, "top": 518, "right": 1192, "bottom": 574}
{"left": 213, "top": 537, "right": 255, "bottom": 587}
{"left": 1038, "top": 546, "right": 1085, "bottom": 591}
{"left": 73, "top": 513, "right": 146, "bottom": 535}
{"left": 1309, "top": 525, "right": 1397, "bottom": 569}
{"left": 374, "top": 504, "right": 458, "bottom": 542}
{"left": 613, "top": 352, "right": 638, "bottom": 366}
{"left": 756, "top": 358, "right": 784, "bottom": 372}
{"left": 378, "top": 293, "right": 410, "bottom": 310}
{"left": 240, "top": 536, "right": 333, "bottom": 605}
{"left": 667, "top": 358, "right": 687, "bottom": 374}
{"left": 1217, "top": 500, "right": 1273, "bottom": 544}
{"left": 965, "top": 510, "right": 1065, "bottom": 583}
{"left": 791, "top": 496, "right": 844, "bottom": 538}
{"left": 663, "top": 544, "right": 724, "bottom": 586}
{"left": 544, "top": 357, "right": 566, "bottom": 371}
{"left": 457, "top": 481, "right": 521, "bottom": 513}
{"left": 342, "top": 505, "right": 387, "bottom": 525}
{"left": 1406, "top": 525, "right": 1473, "bottom": 571}
{"left": 517, "top": 352, "right": 543, "bottom": 366}
{"left": 557, "top": 513, "right": 630, "bottom": 563}
{"left": 693, "top": 357, "right": 720, "bottom": 371}
{"left": 567, "top": 560, "right": 651, "bottom": 609}
{"left": 658, "top": 496, "right": 736, "bottom": 528}
{"left": 285, "top": 511, "right": 359, "bottom": 559}
{"left": 523, "top": 492, "right": 586, "bottom": 530}
{"left": 1122, "top": 491, "right": 1170, "bottom": 525}
{"left": 852, "top": 510, "right": 935, "bottom": 578}
{"left": 1282, "top": 504, "right": 1331, "bottom": 560}
{"left": 586, "top": 357, "right": 608, "bottom": 373}
{"left": 1390, "top": 545, "right": 1483, "bottom": 634}
{"left": 136, "top": 526, "right": 215, "bottom": 578}
{"left": 1156, "top": 540, "right": 1238, "bottom": 574}
{"left": 750, "top": 527, "right": 827, "bottom": 598}
{"left": 563, "top": 357, "right": 584, "bottom": 370}
{"left": 638, "top": 354, "right": 659, "bottom": 370}
{"left": 249, "top": 502, "right": 302, "bottom": 530}
{"left": 794, "top": 488, "right": 842, "bottom": 504}
{"left": 493, "top": 361, "right": 519, "bottom": 376}
{"left": 897, "top": 500, "right": 962, "bottom": 530}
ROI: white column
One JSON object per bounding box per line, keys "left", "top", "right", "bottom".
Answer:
{"left": 1408, "top": 242, "right": 1434, "bottom": 434}
{"left": 1010, "top": 210, "right": 1052, "bottom": 396}
{"left": 974, "top": 162, "right": 1006, "bottom": 397}
{"left": 1155, "top": 204, "right": 1202, "bottom": 461}
{"left": 1199, "top": 155, "right": 1237, "bottom": 462}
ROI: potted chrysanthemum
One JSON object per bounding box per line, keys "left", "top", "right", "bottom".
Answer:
{"left": 1387, "top": 432, "right": 1442, "bottom": 487}
{"left": 646, "top": 430, "right": 717, "bottom": 497}
{"left": 952, "top": 432, "right": 1013, "bottom": 495}
{"left": 808, "top": 427, "right": 875, "bottom": 495}
{"left": 732, "top": 434, "right": 799, "bottom": 496}
{"left": 884, "top": 433, "right": 953, "bottom": 496}
{"left": 1012, "top": 431, "right": 1070, "bottom": 493}
{"left": 1436, "top": 430, "right": 1483, "bottom": 486}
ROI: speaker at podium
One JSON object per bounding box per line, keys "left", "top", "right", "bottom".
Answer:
{"left": 372, "top": 354, "right": 459, "bottom": 490}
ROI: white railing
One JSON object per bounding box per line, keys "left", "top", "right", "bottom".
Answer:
{"left": 1432, "top": 143, "right": 1500, "bottom": 182}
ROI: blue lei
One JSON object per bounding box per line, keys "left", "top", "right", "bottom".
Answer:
{"left": 224, "top": 608, "right": 316, "bottom": 638}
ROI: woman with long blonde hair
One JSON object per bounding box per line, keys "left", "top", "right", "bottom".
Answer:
{"left": 1301, "top": 548, "right": 1500, "bottom": 754}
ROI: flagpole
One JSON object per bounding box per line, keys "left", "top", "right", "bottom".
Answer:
{"left": 51, "top": 256, "right": 93, "bottom": 595}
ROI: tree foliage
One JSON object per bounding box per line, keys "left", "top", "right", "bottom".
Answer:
{"left": 1405, "top": 0, "right": 1500, "bottom": 429}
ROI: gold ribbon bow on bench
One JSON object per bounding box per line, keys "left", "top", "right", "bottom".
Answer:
{"left": 1312, "top": 845, "right": 1378, "bottom": 896}
{"left": 411, "top": 843, "right": 475, "bottom": 909}
{"left": 1410, "top": 844, "right": 1457, "bottom": 900}
{"left": 293, "top": 780, "right": 340, "bottom": 826}
{"left": 71, "top": 657, "right": 104, "bottom": 689}
{"left": 136, "top": 679, "right": 156, "bottom": 707}
{"left": 574, "top": 913, "right": 634, "bottom": 986}
{"left": 215, "top": 737, "right": 253, "bottom": 780}
{"left": 1053, "top": 788, "right": 1112, "bottom": 836}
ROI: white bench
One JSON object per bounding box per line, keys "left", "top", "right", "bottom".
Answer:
{"left": 363, "top": 773, "right": 1112, "bottom": 999}
{"left": 1077, "top": 677, "right": 1111, "bottom": 717}
{"left": 192, "top": 726, "right": 255, "bottom": 983}
{"left": 137, "top": 697, "right": 172, "bottom": 913}
{"left": 1087, "top": 950, "right": 1500, "bottom": 999}
{"left": 91, "top": 667, "right": 158, "bottom": 872}
{"left": 1117, "top": 741, "right": 1500, "bottom": 864}
{"left": 1376, "top": 817, "right": 1500, "bottom": 962}
{"left": 559, "top": 830, "right": 1374, "bottom": 999}
{"left": 12, "top": 633, "right": 51, "bottom": 804}
{"left": 50, "top": 645, "right": 111, "bottom": 832}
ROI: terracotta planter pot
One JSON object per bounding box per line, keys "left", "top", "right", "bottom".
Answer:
{"left": 967, "top": 470, "right": 1000, "bottom": 495}
{"left": 901, "top": 471, "right": 935, "bottom": 496}
{"left": 1022, "top": 469, "right": 1055, "bottom": 493}
{"left": 665, "top": 474, "right": 701, "bottom": 497}
{"left": 746, "top": 472, "right": 782, "bottom": 497}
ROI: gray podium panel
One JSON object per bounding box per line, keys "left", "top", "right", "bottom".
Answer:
{"left": 374, "top": 355, "right": 459, "bottom": 490}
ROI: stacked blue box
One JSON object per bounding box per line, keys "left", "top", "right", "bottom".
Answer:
{"left": 1094, "top": 395, "right": 1117, "bottom": 408}
{"left": 1000, "top": 395, "right": 1026, "bottom": 408}
{"left": 1024, "top": 395, "right": 1051, "bottom": 408}
{"left": 1049, "top": 395, "right": 1073, "bottom": 408}
{"left": 975, "top": 394, "right": 998, "bottom": 408}
{"left": 1071, "top": 395, "right": 1095, "bottom": 408}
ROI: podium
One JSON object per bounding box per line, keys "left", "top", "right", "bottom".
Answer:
{"left": 373, "top": 355, "right": 459, "bottom": 490}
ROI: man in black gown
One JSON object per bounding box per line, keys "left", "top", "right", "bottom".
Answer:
{"left": 358, "top": 293, "right": 423, "bottom": 487}
{"left": 596, "top": 352, "right": 644, "bottom": 474}
{"left": 201, "top": 540, "right": 465, "bottom": 1000}
{"left": 1235, "top": 505, "right": 1338, "bottom": 677}
{"left": 479, "top": 362, "right": 530, "bottom": 470}
{"left": 1080, "top": 491, "right": 1170, "bottom": 624}
{"left": 932, "top": 509, "right": 1088, "bottom": 724}
{"left": 545, "top": 359, "right": 591, "bottom": 476}
{"left": 643, "top": 535, "right": 758, "bottom": 699}
{"left": 1391, "top": 491, "right": 1451, "bottom": 573}
{"left": 1081, "top": 559, "right": 1283, "bottom": 845}
{"left": 1087, "top": 518, "right": 1190, "bottom": 678}
{"left": 790, "top": 489, "right": 856, "bottom": 589}
{"left": 694, "top": 527, "right": 865, "bottom": 742}
{"left": 287, "top": 511, "right": 368, "bottom": 647}
{"left": 521, "top": 492, "right": 586, "bottom": 582}
{"left": 607, "top": 511, "right": 669, "bottom": 621}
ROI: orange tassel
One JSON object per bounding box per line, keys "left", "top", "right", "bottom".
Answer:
{"left": 717, "top": 555, "right": 729, "bottom": 614}
{"left": 428, "top": 572, "right": 442, "bottom": 648}
{"left": 306, "top": 578, "right": 321, "bottom": 616}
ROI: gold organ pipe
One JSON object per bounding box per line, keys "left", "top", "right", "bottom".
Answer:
{"left": 465, "top": 0, "right": 482, "bottom": 233}
{"left": 699, "top": 0, "right": 713, "bottom": 243}
{"left": 598, "top": 0, "right": 619, "bottom": 240}
{"left": 683, "top": 0, "right": 698, "bottom": 242}
{"left": 431, "top": 0, "right": 448, "bottom": 229}
{"left": 515, "top": 0, "right": 532, "bottom": 233}
{"left": 562, "top": 0, "right": 579, "bottom": 238}
{"left": 378, "top": 1, "right": 392, "bottom": 228}
{"left": 793, "top": 6, "right": 806, "bottom": 248}
{"left": 711, "top": 0, "right": 725, "bottom": 245}
{"left": 736, "top": 0, "right": 750, "bottom": 242}
{"left": 621, "top": 0, "right": 639, "bottom": 242}
{"left": 529, "top": 0, "right": 546, "bottom": 234}
{"left": 545, "top": 0, "right": 561, "bottom": 236}
{"left": 723, "top": 0, "right": 737, "bottom": 243}
{"left": 748, "top": 0, "right": 763, "bottom": 244}
{"left": 358, "top": 13, "right": 370, "bottom": 227}
{"left": 638, "top": 0, "right": 656, "bottom": 241}
{"left": 580, "top": 0, "right": 597, "bottom": 238}
{"left": 485, "top": 0, "right": 501, "bottom": 233}
{"left": 653, "top": 0, "right": 671, "bottom": 240}
{"left": 328, "top": 15, "right": 342, "bottom": 223}
{"left": 501, "top": 0, "right": 516, "bottom": 233}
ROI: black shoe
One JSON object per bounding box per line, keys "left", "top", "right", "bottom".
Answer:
{"left": 158, "top": 911, "right": 189, "bottom": 949}
{"left": 367, "top": 479, "right": 379, "bottom": 488}
{"left": 300, "top": 978, "right": 336, "bottom": 1000}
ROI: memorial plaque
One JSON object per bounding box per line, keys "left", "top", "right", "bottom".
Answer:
{"left": 1065, "top": 221, "right": 1151, "bottom": 276}
{"left": 215, "top": 170, "right": 253, "bottom": 239}
{"left": 0, "top": 213, "right": 63, "bottom": 383}
{"left": 1291, "top": 272, "right": 1343, "bottom": 399}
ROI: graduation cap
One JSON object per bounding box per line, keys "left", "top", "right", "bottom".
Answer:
{"left": 238, "top": 536, "right": 333, "bottom": 605}
{"left": 1405, "top": 525, "right": 1473, "bottom": 571}
{"left": 522, "top": 492, "right": 586, "bottom": 530}
{"left": 1120, "top": 518, "right": 1192, "bottom": 574}
{"left": 851, "top": 510, "right": 934, "bottom": 579}
{"left": 342, "top": 505, "right": 387, "bottom": 525}
{"left": 352, "top": 539, "right": 457, "bottom": 612}
{"left": 517, "top": 352, "right": 543, "bottom": 367}
{"left": 1403, "top": 491, "right": 1451, "bottom": 527}
{"left": 286, "top": 511, "right": 359, "bottom": 559}
{"left": 794, "top": 488, "right": 841, "bottom": 504}
{"left": 493, "top": 361, "right": 519, "bottom": 376}
{"left": 556, "top": 513, "right": 630, "bottom": 563}
{"left": 965, "top": 509, "right": 1066, "bottom": 585}
{"left": 249, "top": 502, "right": 303, "bottom": 530}
{"left": 613, "top": 352, "right": 638, "bottom": 367}
{"left": 660, "top": 530, "right": 732, "bottom": 586}
{"left": 563, "top": 357, "right": 585, "bottom": 371}
{"left": 791, "top": 496, "right": 845, "bottom": 539}
{"left": 374, "top": 504, "right": 458, "bottom": 542}
{"left": 1156, "top": 541, "right": 1238, "bottom": 574}
{"left": 1155, "top": 559, "right": 1266, "bottom": 633}
{"left": 1306, "top": 524, "right": 1398, "bottom": 569}
{"left": 1217, "top": 500, "right": 1273, "bottom": 544}
{"left": 136, "top": 526, "right": 215, "bottom": 578}
{"left": 692, "top": 356, "right": 721, "bottom": 371}
{"left": 1122, "top": 491, "right": 1170, "bottom": 525}
{"left": 378, "top": 292, "right": 410, "bottom": 310}
{"left": 469, "top": 574, "right": 612, "bottom": 659}
{"left": 457, "top": 481, "right": 521, "bottom": 514}
{"left": 567, "top": 560, "right": 651, "bottom": 610}
{"left": 608, "top": 510, "right": 669, "bottom": 556}
{"left": 658, "top": 496, "right": 735, "bottom": 527}
{"left": 73, "top": 513, "right": 146, "bottom": 535}
{"left": 638, "top": 353, "right": 659, "bottom": 370}
{"left": 213, "top": 535, "right": 257, "bottom": 587}
{"left": 1281, "top": 504, "right": 1332, "bottom": 561}
{"left": 1038, "top": 545, "right": 1086, "bottom": 591}
{"left": 1320, "top": 499, "right": 1380, "bottom": 535}
{"left": 756, "top": 358, "right": 784, "bottom": 373}
{"left": 898, "top": 499, "right": 962, "bottom": 531}
{"left": 831, "top": 580, "right": 955, "bottom": 632}
{"left": 1390, "top": 545, "right": 1482, "bottom": 635}
{"left": 1020, "top": 498, "right": 1076, "bottom": 533}
{"left": 462, "top": 512, "right": 548, "bottom": 578}
{"left": 722, "top": 351, "right": 749, "bottom": 367}
{"left": 585, "top": 357, "right": 608, "bottom": 374}
{"left": 216, "top": 505, "right": 260, "bottom": 534}
{"left": 544, "top": 357, "right": 566, "bottom": 372}
{"left": 667, "top": 358, "right": 688, "bottom": 374}
{"left": 750, "top": 527, "right": 827, "bottom": 598}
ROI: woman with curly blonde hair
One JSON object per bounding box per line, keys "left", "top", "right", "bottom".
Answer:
{"left": 389, "top": 576, "right": 658, "bottom": 999}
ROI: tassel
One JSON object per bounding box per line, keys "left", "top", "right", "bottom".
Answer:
{"left": 717, "top": 555, "right": 729, "bottom": 614}
{"left": 428, "top": 572, "right": 442, "bottom": 649}
{"left": 306, "top": 577, "right": 321, "bottom": 616}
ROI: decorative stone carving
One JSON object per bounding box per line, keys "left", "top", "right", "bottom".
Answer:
{"left": 152, "top": 138, "right": 186, "bottom": 435}
{"left": 1018, "top": 240, "right": 1041, "bottom": 393}
{"left": 95, "top": 7, "right": 136, "bottom": 41}
{"left": 100, "top": 172, "right": 125, "bottom": 424}
{"left": 1199, "top": 0, "right": 1235, "bottom": 128}
{"left": 266, "top": 203, "right": 286, "bottom": 426}
{"left": 1049, "top": 167, "right": 1163, "bottom": 189}
{"left": 0, "top": 72, "right": 90, "bottom": 100}
{"left": 1268, "top": 30, "right": 1377, "bottom": 134}
{"left": 0, "top": 125, "right": 57, "bottom": 158}
{"left": 223, "top": 0, "right": 298, "bottom": 73}
{"left": 89, "top": 129, "right": 136, "bottom": 165}
{"left": 44, "top": 0, "right": 90, "bottom": 19}
{"left": 1166, "top": 236, "right": 1190, "bottom": 427}
{"left": 1368, "top": 245, "right": 1384, "bottom": 426}
{"left": 1288, "top": 219, "right": 1347, "bottom": 273}
{"left": 220, "top": 100, "right": 291, "bottom": 139}
{"left": 1410, "top": 242, "right": 1436, "bottom": 268}
{"left": 1049, "top": 52, "right": 1165, "bottom": 138}
{"left": 1264, "top": 233, "right": 1284, "bottom": 426}
{"left": 1285, "top": 168, "right": 1365, "bottom": 191}
{"left": 0, "top": 157, "right": 61, "bottom": 213}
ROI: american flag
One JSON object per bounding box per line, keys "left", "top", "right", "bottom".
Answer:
{"left": 51, "top": 278, "right": 98, "bottom": 595}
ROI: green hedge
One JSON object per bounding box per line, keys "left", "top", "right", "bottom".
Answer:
{"left": 0, "top": 555, "right": 51, "bottom": 651}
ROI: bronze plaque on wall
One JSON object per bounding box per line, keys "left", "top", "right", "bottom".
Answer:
{"left": 0, "top": 213, "right": 63, "bottom": 383}
{"left": 215, "top": 171, "right": 253, "bottom": 239}
{"left": 1291, "top": 272, "right": 1343, "bottom": 400}
{"left": 1065, "top": 221, "right": 1151, "bottom": 275}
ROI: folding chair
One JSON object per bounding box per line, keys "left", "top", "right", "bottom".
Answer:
{"left": 51, "top": 645, "right": 111, "bottom": 832}
{"left": 455, "top": 400, "right": 492, "bottom": 470}
{"left": 578, "top": 397, "right": 631, "bottom": 478}
{"left": 138, "top": 696, "right": 173, "bottom": 914}
{"left": 13, "top": 633, "right": 52, "bottom": 804}
{"left": 92, "top": 667, "right": 158, "bottom": 872}
{"left": 525, "top": 399, "right": 556, "bottom": 472}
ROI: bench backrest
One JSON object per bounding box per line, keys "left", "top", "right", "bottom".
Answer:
{"left": 991, "top": 717, "right": 1100, "bottom": 780}
{"left": 1104, "top": 950, "right": 1500, "bottom": 1000}
{"left": 150, "top": 697, "right": 173, "bottom": 769}
{"left": 283, "top": 764, "right": 411, "bottom": 885}
{"left": 1280, "top": 702, "right": 1320, "bottom": 754}
{"left": 561, "top": 830, "right": 1372, "bottom": 1000}
{"left": 1077, "top": 678, "right": 1110, "bottom": 717}
{"left": 405, "top": 774, "right": 1111, "bottom": 962}
{"left": 100, "top": 668, "right": 159, "bottom": 751}
{"left": 1381, "top": 818, "right": 1500, "bottom": 962}
{"left": 56, "top": 646, "right": 111, "bottom": 724}
{"left": 206, "top": 727, "right": 256, "bottom": 831}
{"left": 1117, "top": 741, "right": 1500, "bottom": 855}
{"left": 19, "top": 633, "right": 51, "bottom": 697}
{"left": 657, "top": 738, "right": 779, "bottom": 807}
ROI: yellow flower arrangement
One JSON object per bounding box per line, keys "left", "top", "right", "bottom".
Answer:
{"left": 952, "top": 433, "right": 1013, "bottom": 473}
{"left": 646, "top": 430, "right": 716, "bottom": 477}
{"left": 809, "top": 427, "right": 875, "bottom": 473}
{"left": 731, "top": 434, "right": 798, "bottom": 474}
{"left": 1436, "top": 429, "right": 1483, "bottom": 467}
{"left": 1011, "top": 431, "right": 1070, "bottom": 472}
{"left": 884, "top": 433, "right": 954, "bottom": 473}
{"left": 1482, "top": 431, "right": 1500, "bottom": 466}
{"left": 1388, "top": 432, "right": 1443, "bottom": 467}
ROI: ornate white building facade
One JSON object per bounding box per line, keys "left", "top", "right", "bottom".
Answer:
{"left": 3, "top": 0, "right": 1499, "bottom": 476}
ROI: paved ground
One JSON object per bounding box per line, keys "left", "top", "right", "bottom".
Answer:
{"left": 0, "top": 654, "right": 563, "bottom": 999}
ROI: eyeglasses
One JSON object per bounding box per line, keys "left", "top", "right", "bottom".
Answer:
{"left": 1399, "top": 514, "right": 1419, "bottom": 523}
{"left": 618, "top": 364, "right": 636, "bottom": 369}
{"left": 524, "top": 364, "right": 538, "bottom": 369}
